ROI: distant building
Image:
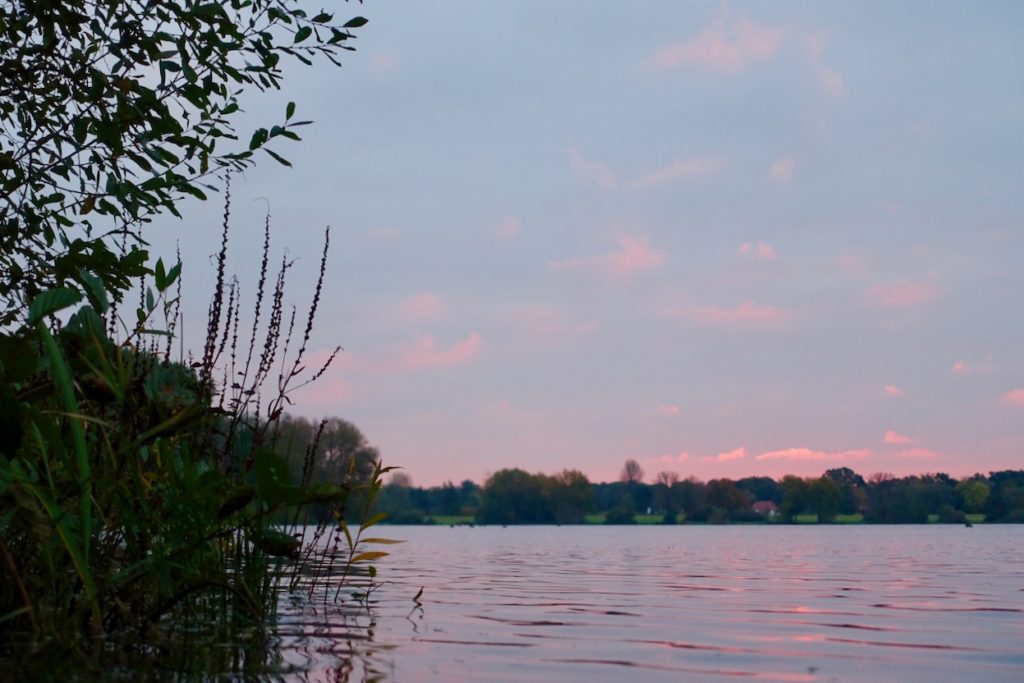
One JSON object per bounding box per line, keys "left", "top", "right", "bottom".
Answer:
{"left": 752, "top": 501, "right": 779, "bottom": 518}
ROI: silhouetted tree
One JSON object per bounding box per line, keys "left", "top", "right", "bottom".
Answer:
{"left": 620, "top": 459, "right": 645, "bottom": 484}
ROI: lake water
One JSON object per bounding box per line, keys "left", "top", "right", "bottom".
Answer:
{"left": 274, "top": 526, "right": 1024, "bottom": 682}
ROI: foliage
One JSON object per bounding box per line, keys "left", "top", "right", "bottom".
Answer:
{"left": 0, "top": 0, "right": 389, "bottom": 674}
{"left": 0, "top": 204, "right": 391, "bottom": 670}
{"left": 477, "top": 468, "right": 592, "bottom": 525}
{"left": 376, "top": 465, "right": 1024, "bottom": 526}
{"left": 0, "top": 0, "right": 366, "bottom": 325}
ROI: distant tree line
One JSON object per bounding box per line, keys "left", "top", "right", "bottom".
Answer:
{"left": 370, "top": 458, "right": 1024, "bottom": 525}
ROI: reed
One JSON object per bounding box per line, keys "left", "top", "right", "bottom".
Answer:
{"left": 0, "top": 196, "right": 392, "bottom": 674}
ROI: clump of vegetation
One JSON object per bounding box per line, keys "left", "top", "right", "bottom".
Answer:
{"left": 0, "top": 194, "right": 394, "bottom": 670}
{"left": 0, "top": 0, "right": 395, "bottom": 674}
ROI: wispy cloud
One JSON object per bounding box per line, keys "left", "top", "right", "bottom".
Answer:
{"left": 692, "top": 301, "right": 788, "bottom": 325}
{"left": 567, "top": 146, "right": 616, "bottom": 188}
{"left": 866, "top": 279, "right": 940, "bottom": 307}
{"left": 495, "top": 216, "right": 520, "bottom": 240}
{"left": 714, "top": 446, "right": 747, "bottom": 462}
{"left": 646, "top": 451, "right": 692, "bottom": 465}
{"left": 397, "top": 292, "right": 446, "bottom": 321}
{"left": 629, "top": 156, "right": 728, "bottom": 188}
{"left": 755, "top": 447, "right": 872, "bottom": 461}
{"left": 658, "top": 404, "right": 681, "bottom": 416}
{"left": 395, "top": 332, "right": 482, "bottom": 370}
{"left": 837, "top": 252, "right": 870, "bottom": 277}
{"left": 883, "top": 430, "right": 913, "bottom": 445}
{"left": 805, "top": 30, "right": 845, "bottom": 96}
{"left": 511, "top": 305, "right": 598, "bottom": 347}
{"left": 368, "top": 225, "right": 399, "bottom": 241}
{"left": 370, "top": 53, "right": 399, "bottom": 72}
{"left": 550, "top": 233, "right": 666, "bottom": 279}
{"left": 951, "top": 360, "right": 969, "bottom": 375}
{"left": 768, "top": 157, "right": 795, "bottom": 183}
{"left": 894, "top": 448, "right": 941, "bottom": 459}
{"left": 650, "top": 7, "right": 785, "bottom": 73}
{"left": 739, "top": 241, "right": 777, "bottom": 260}
{"left": 884, "top": 385, "right": 905, "bottom": 397}
{"left": 817, "top": 67, "right": 845, "bottom": 96}
{"left": 1003, "top": 389, "right": 1024, "bottom": 407}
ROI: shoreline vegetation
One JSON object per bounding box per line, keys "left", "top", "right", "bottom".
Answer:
{"left": 399, "top": 512, "right": 990, "bottom": 526}
{"left": 0, "top": 2, "right": 392, "bottom": 678}
{"left": 368, "top": 461, "right": 1023, "bottom": 527}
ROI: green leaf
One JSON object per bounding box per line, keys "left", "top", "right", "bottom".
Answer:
{"left": 264, "top": 148, "right": 292, "bottom": 167}
{"left": 294, "top": 26, "right": 313, "bottom": 44}
{"left": 286, "top": 101, "right": 296, "bottom": 119}
{"left": 75, "top": 269, "right": 109, "bottom": 314}
{"left": 248, "top": 128, "right": 269, "bottom": 150}
{"left": 344, "top": 17, "right": 369, "bottom": 28}
{"left": 28, "top": 287, "right": 83, "bottom": 324}
{"left": 166, "top": 263, "right": 182, "bottom": 288}
{"left": 154, "top": 258, "right": 167, "bottom": 291}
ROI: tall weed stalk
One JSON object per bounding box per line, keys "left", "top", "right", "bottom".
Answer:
{"left": 0, "top": 195, "right": 392, "bottom": 672}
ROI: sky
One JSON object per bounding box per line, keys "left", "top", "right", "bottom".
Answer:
{"left": 148, "top": 1, "right": 1024, "bottom": 486}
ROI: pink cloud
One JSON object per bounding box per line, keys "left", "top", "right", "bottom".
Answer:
{"left": 884, "top": 385, "right": 905, "bottom": 397}
{"left": 768, "top": 157, "right": 795, "bottom": 183}
{"left": 894, "top": 448, "right": 940, "bottom": 459}
{"left": 397, "top": 292, "right": 446, "bottom": 320}
{"left": 292, "top": 375, "right": 357, "bottom": 411}
{"left": 715, "top": 447, "right": 747, "bottom": 462}
{"left": 866, "top": 279, "right": 940, "bottom": 307}
{"left": 755, "top": 447, "right": 872, "bottom": 461}
{"left": 883, "top": 430, "right": 912, "bottom": 445}
{"left": 630, "top": 156, "right": 727, "bottom": 188}
{"left": 495, "top": 216, "right": 520, "bottom": 240}
{"left": 512, "top": 305, "right": 598, "bottom": 347}
{"left": 550, "top": 234, "right": 666, "bottom": 279}
{"left": 951, "top": 360, "right": 968, "bottom": 375}
{"left": 647, "top": 452, "right": 692, "bottom": 465}
{"left": 692, "top": 301, "right": 788, "bottom": 325}
{"left": 658, "top": 404, "right": 680, "bottom": 416}
{"left": 607, "top": 234, "right": 666, "bottom": 276}
{"left": 651, "top": 9, "right": 785, "bottom": 73}
{"left": 817, "top": 67, "right": 845, "bottom": 96}
{"left": 397, "top": 332, "right": 482, "bottom": 370}
{"left": 567, "top": 146, "right": 616, "bottom": 188}
{"left": 739, "top": 241, "right": 777, "bottom": 260}
{"left": 370, "top": 54, "right": 399, "bottom": 72}
{"left": 1003, "top": 389, "right": 1024, "bottom": 407}
{"left": 837, "top": 252, "right": 869, "bottom": 277}
{"left": 804, "top": 30, "right": 845, "bottom": 96}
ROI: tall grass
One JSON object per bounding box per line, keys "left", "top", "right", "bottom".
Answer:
{"left": 0, "top": 195, "right": 392, "bottom": 672}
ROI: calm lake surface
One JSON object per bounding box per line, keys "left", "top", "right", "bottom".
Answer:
{"left": 274, "top": 526, "right": 1024, "bottom": 682}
